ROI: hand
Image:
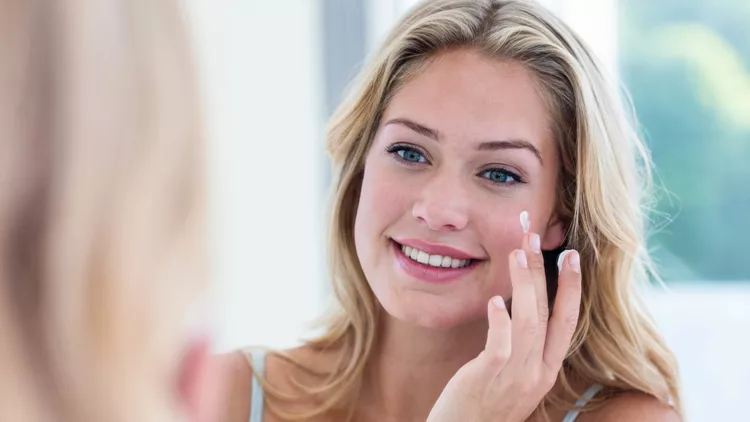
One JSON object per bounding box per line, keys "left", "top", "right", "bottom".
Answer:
{"left": 427, "top": 230, "right": 583, "bottom": 422}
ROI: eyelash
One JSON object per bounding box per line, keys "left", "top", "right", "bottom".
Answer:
{"left": 385, "top": 143, "right": 525, "bottom": 186}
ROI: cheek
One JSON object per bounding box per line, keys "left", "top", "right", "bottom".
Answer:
{"left": 475, "top": 187, "right": 556, "bottom": 250}
{"left": 478, "top": 205, "right": 525, "bottom": 254}
{"left": 475, "top": 206, "right": 525, "bottom": 295}
{"left": 354, "top": 159, "right": 411, "bottom": 252}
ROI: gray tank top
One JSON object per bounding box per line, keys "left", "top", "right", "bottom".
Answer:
{"left": 246, "top": 350, "right": 602, "bottom": 422}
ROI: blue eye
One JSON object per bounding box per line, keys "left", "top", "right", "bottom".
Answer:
{"left": 480, "top": 168, "right": 522, "bottom": 185}
{"left": 398, "top": 149, "right": 426, "bottom": 163}
{"left": 387, "top": 145, "right": 428, "bottom": 164}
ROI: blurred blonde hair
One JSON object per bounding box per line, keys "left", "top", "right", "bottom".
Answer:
{"left": 0, "top": 0, "right": 205, "bottom": 421}
{"left": 261, "top": 0, "right": 682, "bottom": 420}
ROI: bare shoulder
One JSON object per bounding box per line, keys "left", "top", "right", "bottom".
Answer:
{"left": 213, "top": 351, "right": 254, "bottom": 422}
{"left": 578, "top": 393, "right": 681, "bottom": 422}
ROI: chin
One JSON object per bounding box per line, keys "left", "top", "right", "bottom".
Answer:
{"left": 379, "top": 292, "right": 488, "bottom": 330}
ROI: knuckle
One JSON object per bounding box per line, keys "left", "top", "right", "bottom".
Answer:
{"left": 486, "top": 350, "right": 510, "bottom": 368}
{"left": 529, "top": 368, "right": 543, "bottom": 385}
{"left": 528, "top": 255, "right": 546, "bottom": 271}
{"left": 518, "top": 379, "right": 536, "bottom": 395}
{"left": 520, "top": 316, "right": 539, "bottom": 336}
{"left": 517, "top": 273, "right": 534, "bottom": 285}
{"left": 509, "top": 376, "right": 523, "bottom": 390}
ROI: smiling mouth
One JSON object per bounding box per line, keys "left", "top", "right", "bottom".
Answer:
{"left": 394, "top": 241, "right": 476, "bottom": 269}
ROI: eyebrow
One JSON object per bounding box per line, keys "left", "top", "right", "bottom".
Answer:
{"left": 384, "top": 117, "right": 543, "bottom": 164}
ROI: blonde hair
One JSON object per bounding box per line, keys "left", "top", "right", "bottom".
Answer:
{"left": 263, "top": 0, "right": 682, "bottom": 419}
{"left": 0, "top": 0, "right": 205, "bottom": 420}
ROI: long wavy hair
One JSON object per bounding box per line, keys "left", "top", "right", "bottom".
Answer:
{"left": 0, "top": 0, "right": 205, "bottom": 420}
{"left": 261, "top": 0, "right": 682, "bottom": 420}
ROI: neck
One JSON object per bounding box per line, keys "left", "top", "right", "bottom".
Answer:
{"left": 358, "top": 312, "right": 488, "bottom": 422}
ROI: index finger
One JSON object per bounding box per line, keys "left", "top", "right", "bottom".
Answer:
{"left": 542, "top": 249, "right": 582, "bottom": 370}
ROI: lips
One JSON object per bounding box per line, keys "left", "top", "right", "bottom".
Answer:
{"left": 391, "top": 240, "right": 482, "bottom": 283}
{"left": 393, "top": 238, "right": 482, "bottom": 260}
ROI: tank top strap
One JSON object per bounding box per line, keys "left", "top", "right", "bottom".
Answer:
{"left": 561, "top": 383, "right": 603, "bottom": 422}
{"left": 243, "top": 348, "right": 267, "bottom": 422}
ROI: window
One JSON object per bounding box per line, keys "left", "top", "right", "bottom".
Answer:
{"left": 619, "top": 0, "right": 750, "bottom": 283}
{"left": 618, "top": 2, "right": 750, "bottom": 419}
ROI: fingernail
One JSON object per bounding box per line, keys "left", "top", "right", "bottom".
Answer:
{"left": 520, "top": 210, "right": 530, "bottom": 234}
{"left": 491, "top": 296, "right": 505, "bottom": 309}
{"left": 515, "top": 250, "right": 528, "bottom": 268}
{"left": 569, "top": 251, "right": 580, "bottom": 273}
{"left": 557, "top": 250, "right": 580, "bottom": 273}
{"left": 557, "top": 250, "right": 571, "bottom": 273}
{"left": 529, "top": 233, "right": 541, "bottom": 254}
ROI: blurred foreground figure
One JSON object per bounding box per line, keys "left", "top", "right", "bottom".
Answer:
{"left": 0, "top": 1, "right": 221, "bottom": 421}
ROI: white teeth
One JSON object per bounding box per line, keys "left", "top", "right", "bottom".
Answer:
{"left": 428, "top": 254, "right": 443, "bottom": 266}
{"left": 399, "top": 244, "right": 472, "bottom": 269}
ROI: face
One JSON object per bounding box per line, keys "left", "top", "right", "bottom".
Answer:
{"left": 353, "top": 49, "right": 565, "bottom": 329}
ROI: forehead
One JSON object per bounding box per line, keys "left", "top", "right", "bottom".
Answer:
{"left": 381, "top": 49, "right": 554, "bottom": 151}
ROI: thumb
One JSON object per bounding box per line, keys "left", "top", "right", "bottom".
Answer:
{"left": 483, "top": 296, "right": 512, "bottom": 373}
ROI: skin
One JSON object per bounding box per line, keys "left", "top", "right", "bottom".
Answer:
{"left": 216, "top": 48, "right": 680, "bottom": 422}
{"left": 353, "top": 49, "right": 565, "bottom": 330}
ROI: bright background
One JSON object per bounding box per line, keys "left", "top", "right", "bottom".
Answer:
{"left": 185, "top": 1, "right": 749, "bottom": 420}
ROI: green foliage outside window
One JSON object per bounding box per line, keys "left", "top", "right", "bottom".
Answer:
{"left": 619, "top": 0, "right": 750, "bottom": 282}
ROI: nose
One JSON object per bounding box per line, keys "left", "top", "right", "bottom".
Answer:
{"left": 411, "top": 173, "right": 470, "bottom": 232}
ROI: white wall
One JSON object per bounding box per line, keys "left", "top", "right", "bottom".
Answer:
{"left": 366, "top": 0, "right": 619, "bottom": 77}
{"left": 540, "top": 0, "right": 619, "bottom": 77}
{"left": 185, "top": 0, "right": 326, "bottom": 352}
{"left": 647, "top": 285, "right": 750, "bottom": 421}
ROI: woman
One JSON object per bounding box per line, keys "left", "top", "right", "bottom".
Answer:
{"left": 221, "top": 0, "right": 682, "bottom": 421}
{"left": 0, "top": 0, "right": 222, "bottom": 421}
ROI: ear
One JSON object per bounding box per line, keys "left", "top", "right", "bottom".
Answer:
{"left": 176, "top": 334, "right": 223, "bottom": 422}
{"left": 541, "top": 214, "right": 566, "bottom": 251}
